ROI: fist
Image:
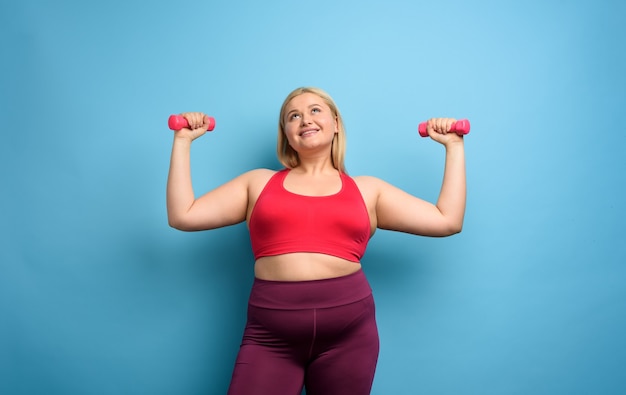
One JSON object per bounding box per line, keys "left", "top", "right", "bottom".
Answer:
{"left": 423, "top": 118, "right": 464, "bottom": 145}
{"left": 174, "top": 112, "right": 212, "bottom": 141}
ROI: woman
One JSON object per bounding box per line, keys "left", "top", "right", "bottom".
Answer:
{"left": 166, "top": 87, "right": 466, "bottom": 394}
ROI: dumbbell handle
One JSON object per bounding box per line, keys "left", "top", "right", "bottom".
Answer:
{"left": 419, "top": 119, "right": 470, "bottom": 137}
{"left": 168, "top": 114, "right": 216, "bottom": 131}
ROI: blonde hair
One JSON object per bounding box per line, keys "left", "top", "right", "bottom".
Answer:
{"left": 277, "top": 87, "right": 347, "bottom": 173}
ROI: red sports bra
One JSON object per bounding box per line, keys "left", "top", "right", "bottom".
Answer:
{"left": 248, "top": 169, "right": 371, "bottom": 262}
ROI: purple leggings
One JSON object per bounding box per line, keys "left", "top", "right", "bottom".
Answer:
{"left": 227, "top": 269, "right": 379, "bottom": 395}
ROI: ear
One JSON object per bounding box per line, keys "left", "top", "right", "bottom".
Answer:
{"left": 334, "top": 116, "right": 339, "bottom": 133}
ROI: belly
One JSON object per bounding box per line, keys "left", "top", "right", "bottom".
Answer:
{"left": 254, "top": 253, "right": 362, "bottom": 281}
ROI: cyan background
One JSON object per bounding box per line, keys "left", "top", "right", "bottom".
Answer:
{"left": 1, "top": 0, "right": 625, "bottom": 394}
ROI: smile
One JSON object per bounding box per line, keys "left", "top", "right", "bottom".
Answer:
{"left": 299, "top": 128, "right": 319, "bottom": 137}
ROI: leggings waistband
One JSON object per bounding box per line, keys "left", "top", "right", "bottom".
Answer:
{"left": 249, "top": 269, "right": 372, "bottom": 310}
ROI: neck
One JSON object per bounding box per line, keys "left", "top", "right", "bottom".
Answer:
{"left": 293, "top": 155, "right": 337, "bottom": 176}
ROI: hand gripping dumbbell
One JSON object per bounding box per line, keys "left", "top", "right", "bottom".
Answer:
{"left": 168, "top": 114, "right": 216, "bottom": 131}
{"left": 418, "top": 119, "right": 470, "bottom": 137}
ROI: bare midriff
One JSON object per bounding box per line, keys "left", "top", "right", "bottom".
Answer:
{"left": 254, "top": 253, "right": 361, "bottom": 281}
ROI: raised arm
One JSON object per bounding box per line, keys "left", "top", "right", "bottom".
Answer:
{"left": 166, "top": 112, "right": 249, "bottom": 231}
{"left": 363, "top": 118, "right": 466, "bottom": 237}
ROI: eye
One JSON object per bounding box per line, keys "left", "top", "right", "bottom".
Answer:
{"left": 311, "top": 107, "right": 321, "bottom": 114}
{"left": 289, "top": 113, "right": 301, "bottom": 120}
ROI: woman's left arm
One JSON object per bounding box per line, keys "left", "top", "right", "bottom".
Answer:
{"left": 364, "top": 118, "right": 466, "bottom": 237}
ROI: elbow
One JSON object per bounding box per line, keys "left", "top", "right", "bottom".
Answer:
{"left": 168, "top": 215, "right": 191, "bottom": 231}
{"left": 442, "top": 211, "right": 465, "bottom": 236}
{"left": 452, "top": 218, "right": 463, "bottom": 235}
{"left": 168, "top": 218, "right": 183, "bottom": 231}
{"left": 444, "top": 220, "right": 463, "bottom": 236}
{"left": 449, "top": 223, "right": 463, "bottom": 235}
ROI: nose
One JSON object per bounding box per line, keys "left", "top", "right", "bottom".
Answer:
{"left": 300, "top": 113, "right": 312, "bottom": 125}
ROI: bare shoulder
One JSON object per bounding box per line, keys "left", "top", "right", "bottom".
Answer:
{"left": 352, "top": 174, "right": 417, "bottom": 207}
{"left": 243, "top": 168, "right": 277, "bottom": 185}
{"left": 213, "top": 168, "right": 277, "bottom": 198}
{"left": 241, "top": 168, "right": 279, "bottom": 197}
{"left": 245, "top": 168, "right": 277, "bottom": 176}
{"left": 352, "top": 175, "right": 389, "bottom": 194}
{"left": 352, "top": 174, "right": 384, "bottom": 184}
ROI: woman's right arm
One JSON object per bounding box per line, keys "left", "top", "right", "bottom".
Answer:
{"left": 166, "top": 112, "right": 249, "bottom": 231}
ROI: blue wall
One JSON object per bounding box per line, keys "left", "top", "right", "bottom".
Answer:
{"left": 1, "top": 0, "right": 625, "bottom": 394}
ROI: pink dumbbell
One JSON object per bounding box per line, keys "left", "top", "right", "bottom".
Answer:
{"left": 418, "top": 119, "right": 470, "bottom": 137}
{"left": 168, "top": 114, "right": 216, "bottom": 131}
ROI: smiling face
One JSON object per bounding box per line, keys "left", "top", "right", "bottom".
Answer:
{"left": 277, "top": 87, "right": 347, "bottom": 172}
{"left": 282, "top": 92, "right": 339, "bottom": 152}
